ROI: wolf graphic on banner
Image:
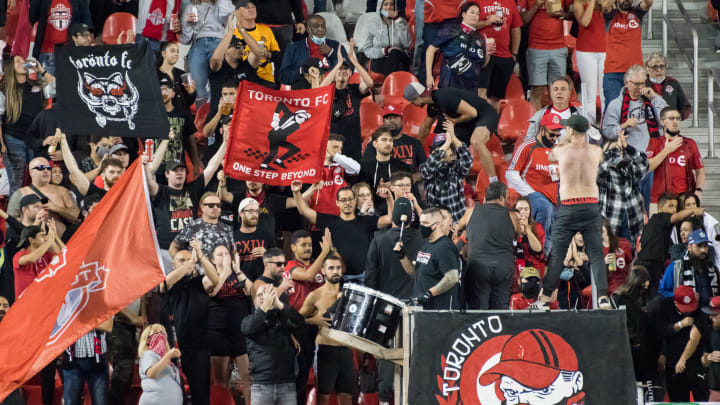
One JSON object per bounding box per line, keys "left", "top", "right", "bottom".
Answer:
{"left": 78, "top": 71, "right": 139, "bottom": 130}
{"left": 260, "top": 102, "right": 310, "bottom": 170}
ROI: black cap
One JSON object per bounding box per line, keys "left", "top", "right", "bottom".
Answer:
{"left": 236, "top": 0, "right": 254, "bottom": 7}
{"left": 166, "top": 159, "right": 186, "bottom": 171}
{"left": 159, "top": 76, "right": 172, "bottom": 87}
{"left": 561, "top": 115, "right": 590, "bottom": 133}
{"left": 303, "top": 57, "right": 326, "bottom": 75}
{"left": 69, "top": 23, "right": 93, "bottom": 38}
{"left": 392, "top": 197, "right": 413, "bottom": 227}
{"left": 19, "top": 194, "right": 43, "bottom": 208}
{"left": 339, "top": 59, "right": 354, "bottom": 71}
{"left": 230, "top": 35, "right": 244, "bottom": 48}
{"left": 17, "top": 225, "right": 43, "bottom": 248}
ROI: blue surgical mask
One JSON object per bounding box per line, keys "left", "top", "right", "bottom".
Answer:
{"left": 311, "top": 35, "right": 326, "bottom": 45}
{"left": 380, "top": 9, "right": 390, "bottom": 17}
{"left": 649, "top": 76, "right": 665, "bottom": 84}
{"left": 560, "top": 267, "right": 575, "bottom": 281}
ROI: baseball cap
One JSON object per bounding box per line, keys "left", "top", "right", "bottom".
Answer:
{"left": 561, "top": 115, "right": 590, "bottom": 133}
{"left": 392, "top": 197, "right": 413, "bottom": 226}
{"left": 236, "top": 0, "right": 254, "bottom": 7}
{"left": 432, "top": 133, "right": 447, "bottom": 148}
{"left": 688, "top": 229, "right": 709, "bottom": 245}
{"left": 703, "top": 296, "right": 720, "bottom": 315}
{"left": 674, "top": 285, "right": 698, "bottom": 313}
{"left": 69, "top": 23, "right": 93, "bottom": 38}
{"left": 540, "top": 113, "right": 563, "bottom": 130}
{"left": 519, "top": 267, "right": 540, "bottom": 279}
{"left": 230, "top": 35, "right": 244, "bottom": 48}
{"left": 403, "top": 82, "right": 427, "bottom": 101}
{"left": 109, "top": 144, "right": 128, "bottom": 155}
{"left": 238, "top": 197, "right": 258, "bottom": 212}
{"left": 166, "top": 159, "right": 186, "bottom": 171}
{"left": 19, "top": 194, "right": 44, "bottom": 208}
{"left": 382, "top": 104, "right": 403, "bottom": 117}
{"left": 159, "top": 77, "right": 172, "bottom": 87}
{"left": 17, "top": 225, "right": 43, "bottom": 248}
{"left": 339, "top": 59, "right": 354, "bottom": 71}
{"left": 302, "top": 58, "right": 327, "bottom": 75}
{"left": 479, "top": 329, "right": 579, "bottom": 389}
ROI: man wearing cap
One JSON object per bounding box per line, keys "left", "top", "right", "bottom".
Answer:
{"left": 701, "top": 296, "right": 720, "bottom": 401}
{"left": 507, "top": 113, "right": 563, "bottom": 254}
{"left": 649, "top": 285, "right": 708, "bottom": 401}
{"left": 534, "top": 114, "right": 611, "bottom": 309}
{"left": 510, "top": 267, "right": 560, "bottom": 310}
{"left": 13, "top": 220, "right": 64, "bottom": 299}
{"left": 7, "top": 156, "right": 79, "bottom": 239}
{"left": 235, "top": 198, "right": 276, "bottom": 281}
{"left": 69, "top": 23, "right": 93, "bottom": 46}
{"left": 363, "top": 104, "right": 427, "bottom": 174}
{"left": 658, "top": 229, "right": 716, "bottom": 306}
{"left": 405, "top": 83, "right": 499, "bottom": 182}
{"left": 230, "top": 0, "right": 281, "bottom": 85}
{"left": 361, "top": 126, "right": 413, "bottom": 190}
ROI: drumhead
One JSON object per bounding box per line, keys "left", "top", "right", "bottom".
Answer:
{"left": 343, "top": 283, "right": 406, "bottom": 307}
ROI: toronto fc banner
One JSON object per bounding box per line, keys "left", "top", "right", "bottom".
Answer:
{"left": 410, "top": 311, "right": 636, "bottom": 404}
{"left": 54, "top": 43, "right": 170, "bottom": 138}
{"left": 225, "top": 81, "right": 334, "bottom": 186}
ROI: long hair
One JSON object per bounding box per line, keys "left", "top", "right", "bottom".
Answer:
{"left": 137, "top": 324, "right": 168, "bottom": 358}
{"left": 457, "top": 1, "right": 480, "bottom": 23}
{"left": 3, "top": 57, "right": 23, "bottom": 124}
{"left": 157, "top": 42, "right": 177, "bottom": 68}
{"left": 513, "top": 196, "right": 538, "bottom": 230}
{"left": 614, "top": 265, "right": 650, "bottom": 299}
{"left": 601, "top": 217, "right": 619, "bottom": 253}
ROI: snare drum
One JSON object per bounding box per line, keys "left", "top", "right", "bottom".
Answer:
{"left": 332, "top": 283, "right": 405, "bottom": 348}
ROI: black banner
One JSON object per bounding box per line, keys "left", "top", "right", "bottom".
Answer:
{"left": 54, "top": 43, "right": 169, "bottom": 138}
{"left": 410, "top": 311, "right": 635, "bottom": 405}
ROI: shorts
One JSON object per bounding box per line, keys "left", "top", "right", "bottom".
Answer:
{"left": 478, "top": 56, "right": 515, "bottom": 99}
{"left": 527, "top": 47, "right": 568, "bottom": 86}
{"left": 450, "top": 101, "right": 499, "bottom": 144}
{"left": 315, "top": 344, "right": 358, "bottom": 395}
{"left": 208, "top": 328, "right": 247, "bottom": 357}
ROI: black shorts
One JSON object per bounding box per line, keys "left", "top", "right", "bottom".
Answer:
{"left": 478, "top": 56, "right": 516, "bottom": 100}
{"left": 449, "top": 102, "right": 499, "bottom": 144}
{"left": 208, "top": 328, "right": 247, "bottom": 357}
{"left": 315, "top": 344, "right": 358, "bottom": 395}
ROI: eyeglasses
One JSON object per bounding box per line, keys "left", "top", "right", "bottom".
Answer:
{"left": 32, "top": 165, "right": 52, "bottom": 171}
{"left": 628, "top": 80, "right": 645, "bottom": 87}
{"left": 203, "top": 203, "right": 222, "bottom": 208}
{"left": 338, "top": 198, "right": 355, "bottom": 203}
{"left": 648, "top": 64, "right": 666, "bottom": 70}
{"left": 269, "top": 261, "right": 287, "bottom": 266}
{"left": 546, "top": 131, "right": 561, "bottom": 138}
{"left": 241, "top": 209, "right": 259, "bottom": 214}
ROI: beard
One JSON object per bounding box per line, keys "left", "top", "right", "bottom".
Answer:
{"left": 665, "top": 128, "right": 681, "bottom": 136}
{"left": 327, "top": 275, "right": 342, "bottom": 284}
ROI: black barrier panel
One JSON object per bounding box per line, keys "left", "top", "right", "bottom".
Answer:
{"left": 409, "top": 310, "right": 636, "bottom": 404}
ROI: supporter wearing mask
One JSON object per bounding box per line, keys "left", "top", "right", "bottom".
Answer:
{"left": 157, "top": 42, "right": 196, "bottom": 114}
{"left": 645, "top": 52, "right": 691, "bottom": 121}
{"left": 363, "top": 0, "right": 412, "bottom": 76}
{"left": 361, "top": 127, "right": 412, "bottom": 191}
{"left": 137, "top": 324, "right": 183, "bottom": 405}
{"left": 78, "top": 135, "right": 111, "bottom": 176}
{"left": 363, "top": 104, "right": 427, "bottom": 174}
{"left": 510, "top": 267, "right": 559, "bottom": 309}
{"left": 509, "top": 113, "right": 562, "bottom": 254}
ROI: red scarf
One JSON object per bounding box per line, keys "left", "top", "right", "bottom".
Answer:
{"left": 620, "top": 87, "right": 660, "bottom": 139}
{"left": 142, "top": 0, "right": 181, "bottom": 41}
{"left": 148, "top": 332, "right": 168, "bottom": 357}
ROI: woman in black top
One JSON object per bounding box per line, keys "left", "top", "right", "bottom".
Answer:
{"left": 2, "top": 56, "right": 54, "bottom": 192}
{"left": 157, "top": 42, "right": 197, "bottom": 113}
{"left": 612, "top": 265, "right": 651, "bottom": 382}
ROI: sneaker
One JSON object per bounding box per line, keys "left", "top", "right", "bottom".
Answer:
{"left": 597, "top": 296, "right": 611, "bottom": 310}
{"left": 275, "top": 159, "right": 287, "bottom": 169}
{"left": 528, "top": 301, "right": 551, "bottom": 311}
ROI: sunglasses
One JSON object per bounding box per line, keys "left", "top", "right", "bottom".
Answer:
{"left": 269, "top": 261, "right": 287, "bottom": 266}
{"left": 203, "top": 203, "right": 222, "bottom": 208}
{"left": 32, "top": 165, "right": 52, "bottom": 171}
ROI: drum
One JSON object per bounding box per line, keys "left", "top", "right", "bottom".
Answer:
{"left": 332, "top": 283, "right": 405, "bottom": 348}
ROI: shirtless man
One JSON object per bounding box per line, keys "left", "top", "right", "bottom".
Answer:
{"left": 7, "top": 157, "right": 79, "bottom": 239}
{"left": 535, "top": 115, "right": 611, "bottom": 309}
{"left": 299, "top": 253, "right": 356, "bottom": 405}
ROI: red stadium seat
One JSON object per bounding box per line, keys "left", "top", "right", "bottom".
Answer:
{"left": 360, "top": 96, "right": 383, "bottom": 140}
{"left": 381, "top": 71, "right": 419, "bottom": 106}
{"left": 348, "top": 72, "right": 361, "bottom": 85}
{"left": 505, "top": 74, "right": 525, "bottom": 100}
{"left": 402, "top": 103, "right": 428, "bottom": 138}
{"left": 473, "top": 134, "right": 518, "bottom": 205}
{"left": 496, "top": 99, "right": 536, "bottom": 143}
{"left": 101, "top": 12, "right": 137, "bottom": 45}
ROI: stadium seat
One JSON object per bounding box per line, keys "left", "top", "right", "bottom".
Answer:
{"left": 305, "top": 0, "right": 335, "bottom": 14}
{"left": 360, "top": 97, "right": 383, "bottom": 140}
{"left": 496, "top": 99, "right": 536, "bottom": 143}
{"left": 101, "top": 12, "right": 137, "bottom": 45}
{"left": 402, "top": 103, "right": 428, "bottom": 138}
{"left": 381, "top": 71, "right": 419, "bottom": 106}
{"left": 316, "top": 12, "right": 347, "bottom": 46}
{"left": 348, "top": 72, "right": 361, "bottom": 85}
{"left": 505, "top": 74, "right": 525, "bottom": 100}
{"left": 210, "top": 384, "right": 235, "bottom": 405}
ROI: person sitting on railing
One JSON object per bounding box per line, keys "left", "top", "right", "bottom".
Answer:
{"left": 645, "top": 53, "right": 691, "bottom": 121}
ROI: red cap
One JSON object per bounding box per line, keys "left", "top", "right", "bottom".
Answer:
{"left": 479, "top": 329, "right": 578, "bottom": 389}
{"left": 539, "top": 113, "right": 563, "bottom": 130}
{"left": 382, "top": 104, "right": 403, "bottom": 117}
{"left": 703, "top": 296, "right": 720, "bottom": 315}
{"left": 674, "top": 285, "right": 698, "bottom": 313}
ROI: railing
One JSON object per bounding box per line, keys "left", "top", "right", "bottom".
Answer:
{"left": 662, "top": 0, "right": 700, "bottom": 127}
{"left": 707, "top": 66, "right": 720, "bottom": 159}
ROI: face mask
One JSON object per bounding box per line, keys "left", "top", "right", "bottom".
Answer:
{"left": 380, "top": 9, "right": 390, "bottom": 17}
{"left": 540, "top": 134, "right": 556, "bottom": 148}
{"left": 420, "top": 224, "right": 434, "bottom": 239}
{"left": 649, "top": 76, "right": 665, "bottom": 84}
{"left": 521, "top": 278, "right": 541, "bottom": 299}
{"left": 560, "top": 267, "right": 575, "bottom": 281}
{"left": 311, "top": 35, "right": 326, "bottom": 45}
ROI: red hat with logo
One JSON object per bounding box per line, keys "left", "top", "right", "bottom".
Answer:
{"left": 703, "top": 296, "right": 720, "bottom": 315}
{"left": 382, "top": 104, "right": 403, "bottom": 117}
{"left": 539, "top": 113, "right": 563, "bottom": 130}
{"left": 674, "top": 285, "right": 698, "bottom": 312}
{"left": 479, "top": 329, "right": 578, "bottom": 389}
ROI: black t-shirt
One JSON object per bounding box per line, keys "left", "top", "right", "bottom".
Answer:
{"left": 162, "top": 107, "right": 196, "bottom": 166}
{"left": 330, "top": 83, "right": 364, "bottom": 161}
{"left": 157, "top": 67, "right": 196, "bottom": 115}
{"left": 359, "top": 158, "right": 413, "bottom": 189}
{"left": 413, "top": 235, "right": 461, "bottom": 310}
{"left": 637, "top": 213, "right": 674, "bottom": 264}
{"left": 168, "top": 274, "right": 208, "bottom": 348}
{"left": 362, "top": 134, "right": 427, "bottom": 170}
{"left": 153, "top": 177, "right": 205, "bottom": 250}
{"left": 4, "top": 82, "right": 44, "bottom": 140}
{"left": 234, "top": 227, "right": 276, "bottom": 281}
{"left": 227, "top": 181, "right": 289, "bottom": 234}
{"left": 430, "top": 88, "right": 495, "bottom": 142}
{"left": 316, "top": 213, "right": 378, "bottom": 276}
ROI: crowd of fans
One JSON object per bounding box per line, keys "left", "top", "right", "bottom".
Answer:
{"left": 0, "top": 0, "right": 717, "bottom": 403}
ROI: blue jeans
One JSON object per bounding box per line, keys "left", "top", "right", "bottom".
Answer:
{"left": 188, "top": 37, "right": 222, "bottom": 101}
{"left": 603, "top": 72, "right": 625, "bottom": 110}
{"left": 528, "top": 192, "right": 556, "bottom": 256}
{"left": 63, "top": 357, "right": 109, "bottom": 405}
{"left": 639, "top": 171, "right": 654, "bottom": 214}
{"left": 134, "top": 34, "right": 162, "bottom": 55}
{"left": 38, "top": 52, "right": 56, "bottom": 76}
{"left": 4, "top": 134, "right": 33, "bottom": 194}
{"left": 251, "top": 382, "right": 296, "bottom": 405}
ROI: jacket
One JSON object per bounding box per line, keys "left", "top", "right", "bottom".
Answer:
{"left": 279, "top": 37, "right": 347, "bottom": 85}
{"left": 365, "top": 227, "right": 422, "bottom": 299}
{"left": 601, "top": 87, "right": 668, "bottom": 152}
{"left": 658, "top": 257, "right": 715, "bottom": 307}
{"left": 646, "top": 76, "right": 691, "bottom": 121}
{"left": 420, "top": 145, "right": 473, "bottom": 222}
{"left": 362, "top": 14, "right": 411, "bottom": 60}
{"left": 29, "top": 0, "right": 93, "bottom": 58}
{"left": 523, "top": 105, "right": 583, "bottom": 143}
{"left": 241, "top": 306, "right": 305, "bottom": 384}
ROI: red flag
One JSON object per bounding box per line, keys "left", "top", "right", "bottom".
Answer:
{"left": 10, "top": 0, "right": 31, "bottom": 57}
{"left": 224, "top": 81, "right": 334, "bottom": 186}
{"left": 0, "top": 160, "right": 165, "bottom": 401}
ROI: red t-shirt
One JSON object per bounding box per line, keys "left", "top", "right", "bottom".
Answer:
{"left": 646, "top": 136, "right": 703, "bottom": 203}
{"left": 576, "top": 5, "right": 606, "bottom": 52}
{"left": 284, "top": 259, "right": 324, "bottom": 311}
{"left": 40, "top": 0, "right": 72, "bottom": 54}
{"left": 310, "top": 164, "right": 347, "bottom": 216}
{"left": 518, "top": 0, "right": 570, "bottom": 50}
{"left": 13, "top": 250, "right": 54, "bottom": 298}
{"left": 478, "top": 0, "right": 524, "bottom": 58}
{"left": 604, "top": 9, "right": 645, "bottom": 73}
{"left": 605, "top": 238, "right": 632, "bottom": 294}
{"left": 508, "top": 139, "right": 559, "bottom": 204}
{"left": 510, "top": 293, "right": 560, "bottom": 310}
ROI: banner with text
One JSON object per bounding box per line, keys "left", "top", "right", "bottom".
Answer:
{"left": 224, "top": 81, "right": 334, "bottom": 186}
{"left": 410, "top": 311, "right": 636, "bottom": 405}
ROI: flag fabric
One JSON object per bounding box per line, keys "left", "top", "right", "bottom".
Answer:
{"left": 54, "top": 43, "right": 170, "bottom": 138}
{"left": 412, "top": 311, "right": 636, "bottom": 405}
{"left": 224, "top": 81, "right": 334, "bottom": 186}
{"left": 0, "top": 160, "right": 166, "bottom": 401}
{"left": 10, "top": 0, "right": 31, "bottom": 57}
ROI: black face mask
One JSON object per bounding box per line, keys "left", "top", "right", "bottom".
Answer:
{"left": 521, "top": 277, "right": 541, "bottom": 299}
{"left": 420, "top": 225, "right": 434, "bottom": 239}
{"left": 540, "top": 134, "right": 556, "bottom": 148}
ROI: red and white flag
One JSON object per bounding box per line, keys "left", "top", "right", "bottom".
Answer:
{"left": 0, "top": 160, "right": 166, "bottom": 401}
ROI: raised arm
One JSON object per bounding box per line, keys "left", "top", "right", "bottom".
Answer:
{"left": 291, "top": 180, "right": 318, "bottom": 224}
{"left": 290, "top": 229, "right": 332, "bottom": 281}
{"left": 347, "top": 39, "right": 373, "bottom": 94}
{"left": 210, "top": 29, "right": 234, "bottom": 72}
{"left": 203, "top": 132, "right": 228, "bottom": 187}
{"left": 59, "top": 129, "right": 90, "bottom": 195}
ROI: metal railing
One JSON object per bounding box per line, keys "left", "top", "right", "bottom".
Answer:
{"left": 662, "top": 0, "right": 700, "bottom": 127}
{"left": 707, "top": 66, "right": 720, "bottom": 159}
